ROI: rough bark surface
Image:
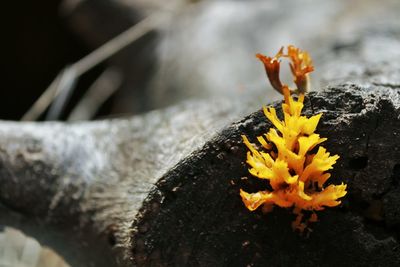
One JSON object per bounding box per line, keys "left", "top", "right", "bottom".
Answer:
{"left": 2, "top": 0, "right": 400, "bottom": 266}
{"left": 132, "top": 84, "right": 400, "bottom": 266}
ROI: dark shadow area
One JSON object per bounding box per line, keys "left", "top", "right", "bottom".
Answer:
{"left": 2, "top": 1, "right": 105, "bottom": 120}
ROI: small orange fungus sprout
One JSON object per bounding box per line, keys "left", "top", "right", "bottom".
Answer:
{"left": 240, "top": 45, "right": 347, "bottom": 232}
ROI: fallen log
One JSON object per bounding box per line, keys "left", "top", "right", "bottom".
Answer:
{"left": 1, "top": 83, "right": 400, "bottom": 266}
{"left": 2, "top": 1, "right": 400, "bottom": 266}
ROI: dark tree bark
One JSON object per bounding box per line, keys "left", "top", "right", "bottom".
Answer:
{"left": 2, "top": 0, "right": 400, "bottom": 266}
{"left": 132, "top": 84, "right": 400, "bottom": 266}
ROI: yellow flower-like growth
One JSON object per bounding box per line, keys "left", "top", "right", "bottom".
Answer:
{"left": 240, "top": 45, "right": 347, "bottom": 232}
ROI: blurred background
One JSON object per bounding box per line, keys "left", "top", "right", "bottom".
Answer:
{"left": 3, "top": 0, "right": 398, "bottom": 122}
{"left": 3, "top": 0, "right": 400, "bottom": 122}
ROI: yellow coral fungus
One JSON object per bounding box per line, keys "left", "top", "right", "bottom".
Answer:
{"left": 240, "top": 45, "right": 347, "bottom": 232}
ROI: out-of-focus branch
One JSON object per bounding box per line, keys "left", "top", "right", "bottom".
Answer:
{"left": 21, "top": 13, "right": 163, "bottom": 121}
{"left": 68, "top": 68, "right": 122, "bottom": 121}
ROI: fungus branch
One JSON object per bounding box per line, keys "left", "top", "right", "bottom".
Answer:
{"left": 240, "top": 45, "right": 347, "bottom": 232}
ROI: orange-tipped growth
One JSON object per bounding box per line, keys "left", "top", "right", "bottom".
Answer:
{"left": 240, "top": 46, "right": 346, "bottom": 232}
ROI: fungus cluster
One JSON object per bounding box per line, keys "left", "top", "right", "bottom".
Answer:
{"left": 240, "top": 45, "right": 347, "bottom": 232}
